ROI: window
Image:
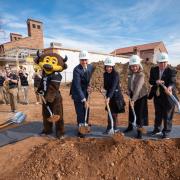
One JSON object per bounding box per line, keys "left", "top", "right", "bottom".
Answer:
{"left": 32, "top": 24, "right": 36, "bottom": 28}
{"left": 37, "top": 25, "right": 41, "bottom": 29}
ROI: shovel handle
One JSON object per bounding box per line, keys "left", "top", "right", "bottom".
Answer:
{"left": 100, "top": 89, "right": 114, "bottom": 131}
{"left": 159, "top": 83, "right": 180, "bottom": 113}
{"left": 106, "top": 102, "right": 114, "bottom": 129}
{"left": 129, "top": 99, "right": 137, "bottom": 127}
{"left": 0, "top": 121, "right": 13, "bottom": 129}
{"left": 41, "top": 96, "right": 53, "bottom": 117}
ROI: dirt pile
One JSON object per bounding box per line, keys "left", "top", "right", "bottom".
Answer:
{"left": 8, "top": 135, "right": 180, "bottom": 180}
{"left": 91, "top": 62, "right": 180, "bottom": 93}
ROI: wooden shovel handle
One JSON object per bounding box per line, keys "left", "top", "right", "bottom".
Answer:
{"left": 0, "top": 121, "right": 13, "bottom": 129}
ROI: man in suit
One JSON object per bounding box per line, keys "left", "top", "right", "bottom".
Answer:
{"left": 149, "top": 52, "right": 177, "bottom": 139}
{"left": 70, "top": 50, "right": 94, "bottom": 138}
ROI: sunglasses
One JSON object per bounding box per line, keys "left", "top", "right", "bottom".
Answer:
{"left": 80, "top": 59, "right": 88, "bottom": 61}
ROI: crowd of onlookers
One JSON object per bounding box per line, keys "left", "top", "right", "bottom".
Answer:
{"left": 0, "top": 64, "right": 42, "bottom": 112}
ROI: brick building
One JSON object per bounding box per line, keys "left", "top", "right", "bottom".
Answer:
{"left": 111, "top": 41, "right": 168, "bottom": 63}
{"left": 0, "top": 19, "right": 44, "bottom": 56}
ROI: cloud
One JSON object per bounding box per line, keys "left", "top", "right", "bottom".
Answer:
{"left": 0, "top": 0, "right": 180, "bottom": 66}
{"left": 7, "top": 22, "right": 26, "bottom": 29}
{"left": 166, "top": 39, "right": 180, "bottom": 65}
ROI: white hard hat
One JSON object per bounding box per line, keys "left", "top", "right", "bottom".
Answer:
{"left": 129, "top": 55, "right": 141, "bottom": 66}
{"left": 104, "top": 57, "right": 115, "bottom": 66}
{"left": 79, "top": 50, "right": 89, "bottom": 60}
{"left": 156, "top": 52, "right": 168, "bottom": 63}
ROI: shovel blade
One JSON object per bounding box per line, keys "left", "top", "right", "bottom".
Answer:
{"left": 11, "top": 112, "right": 26, "bottom": 123}
{"left": 47, "top": 115, "right": 60, "bottom": 122}
{"left": 79, "top": 125, "right": 91, "bottom": 134}
{"left": 108, "top": 129, "right": 115, "bottom": 135}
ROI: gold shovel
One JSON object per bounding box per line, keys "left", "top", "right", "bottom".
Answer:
{"left": 41, "top": 96, "right": 60, "bottom": 122}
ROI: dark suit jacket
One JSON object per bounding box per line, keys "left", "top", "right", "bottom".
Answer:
{"left": 149, "top": 66, "right": 177, "bottom": 97}
{"left": 70, "top": 64, "right": 94, "bottom": 101}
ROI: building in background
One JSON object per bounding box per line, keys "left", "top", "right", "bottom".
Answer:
{"left": 0, "top": 18, "right": 43, "bottom": 65}
{"left": 111, "top": 41, "right": 168, "bottom": 63}
{"left": 44, "top": 42, "right": 129, "bottom": 82}
{"left": 0, "top": 19, "right": 44, "bottom": 83}
{"left": 1, "top": 18, "right": 168, "bottom": 83}
{"left": 0, "top": 19, "right": 43, "bottom": 56}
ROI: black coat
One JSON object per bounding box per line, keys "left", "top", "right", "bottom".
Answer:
{"left": 70, "top": 64, "right": 94, "bottom": 101}
{"left": 104, "top": 69, "right": 125, "bottom": 113}
{"left": 149, "top": 66, "right": 177, "bottom": 109}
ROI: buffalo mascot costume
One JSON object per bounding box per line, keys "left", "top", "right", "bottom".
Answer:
{"left": 34, "top": 51, "right": 67, "bottom": 138}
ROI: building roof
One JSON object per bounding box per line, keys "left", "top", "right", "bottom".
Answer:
{"left": 111, "top": 41, "right": 168, "bottom": 55}
{"left": 10, "top": 33, "right": 22, "bottom": 36}
{"left": 27, "top": 18, "right": 43, "bottom": 24}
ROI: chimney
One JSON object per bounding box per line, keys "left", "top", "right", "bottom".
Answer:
{"left": 27, "top": 19, "right": 43, "bottom": 37}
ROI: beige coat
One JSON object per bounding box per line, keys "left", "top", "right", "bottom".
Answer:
{"left": 128, "top": 72, "right": 148, "bottom": 101}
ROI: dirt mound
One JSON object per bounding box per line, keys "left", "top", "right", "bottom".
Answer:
{"left": 91, "top": 62, "right": 180, "bottom": 94}
{"left": 8, "top": 135, "right": 180, "bottom": 180}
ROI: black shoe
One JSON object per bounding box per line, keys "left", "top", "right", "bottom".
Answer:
{"left": 39, "top": 130, "right": 52, "bottom": 135}
{"left": 162, "top": 132, "right": 170, "bottom": 139}
{"left": 137, "top": 131, "right": 142, "bottom": 139}
{"left": 151, "top": 129, "right": 161, "bottom": 136}
{"left": 77, "top": 132, "right": 85, "bottom": 138}
{"left": 123, "top": 126, "right": 133, "bottom": 133}
{"left": 56, "top": 131, "right": 64, "bottom": 139}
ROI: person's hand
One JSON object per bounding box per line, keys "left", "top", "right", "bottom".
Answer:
{"left": 37, "top": 90, "right": 44, "bottom": 96}
{"left": 130, "top": 100, "right": 134, "bottom": 107}
{"left": 87, "top": 86, "right": 92, "bottom": 94}
{"left": 105, "top": 97, "right": 110, "bottom": 104}
{"left": 84, "top": 100, "right": 89, "bottom": 109}
{"left": 156, "top": 80, "right": 164, "bottom": 85}
{"left": 167, "top": 86, "right": 172, "bottom": 94}
{"left": 100, "top": 88, "right": 106, "bottom": 97}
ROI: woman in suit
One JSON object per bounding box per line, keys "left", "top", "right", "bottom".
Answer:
{"left": 124, "top": 55, "right": 148, "bottom": 139}
{"left": 103, "top": 57, "right": 125, "bottom": 134}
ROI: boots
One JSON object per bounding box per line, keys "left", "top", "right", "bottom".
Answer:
{"left": 137, "top": 130, "right": 142, "bottom": 139}
{"left": 123, "top": 124, "right": 133, "bottom": 133}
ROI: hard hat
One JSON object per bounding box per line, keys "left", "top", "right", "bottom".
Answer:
{"left": 104, "top": 57, "right": 115, "bottom": 66}
{"left": 129, "top": 55, "right": 141, "bottom": 66}
{"left": 79, "top": 50, "right": 89, "bottom": 60}
{"left": 156, "top": 52, "right": 168, "bottom": 63}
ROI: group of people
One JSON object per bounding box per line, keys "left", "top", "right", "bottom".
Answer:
{"left": 70, "top": 50, "right": 177, "bottom": 139}
{"left": 0, "top": 64, "right": 42, "bottom": 112}
{"left": 0, "top": 50, "right": 177, "bottom": 140}
{"left": 0, "top": 65, "right": 29, "bottom": 112}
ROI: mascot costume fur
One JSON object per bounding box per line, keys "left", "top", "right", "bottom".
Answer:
{"left": 34, "top": 51, "right": 67, "bottom": 138}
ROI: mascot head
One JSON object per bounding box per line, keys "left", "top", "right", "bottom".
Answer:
{"left": 34, "top": 50, "right": 68, "bottom": 75}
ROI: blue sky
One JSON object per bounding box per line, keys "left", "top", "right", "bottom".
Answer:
{"left": 0, "top": 0, "right": 180, "bottom": 65}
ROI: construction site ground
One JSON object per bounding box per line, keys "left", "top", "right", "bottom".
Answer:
{"left": 0, "top": 86, "right": 180, "bottom": 180}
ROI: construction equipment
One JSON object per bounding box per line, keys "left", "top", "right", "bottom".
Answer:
{"left": 0, "top": 112, "right": 26, "bottom": 129}
{"left": 79, "top": 94, "right": 91, "bottom": 134}
{"left": 101, "top": 89, "right": 115, "bottom": 135}
{"left": 41, "top": 96, "right": 60, "bottom": 122}
{"left": 159, "top": 83, "right": 180, "bottom": 114}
